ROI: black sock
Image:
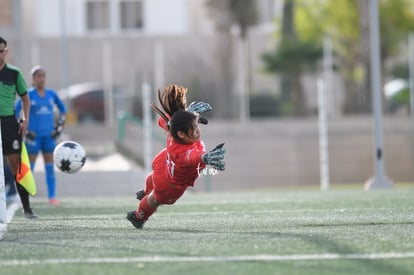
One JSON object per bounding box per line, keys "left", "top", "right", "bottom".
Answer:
{"left": 16, "top": 183, "right": 31, "bottom": 212}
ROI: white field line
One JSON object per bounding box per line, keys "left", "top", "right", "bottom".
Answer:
{"left": 0, "top": 224, "right": 6, "bottom": 240}
{"left": 7, "top": 202, "right": 20, "bottom": 223}
{"left": 0, "top": 202, "right": 20, "bottom": 240}
{"left": 34, "top": 210, "right": 330, "bottom": 221}
{"left": 1, "top": 252, "right": 414, "bottom": 266}
{"left": 30, "top": 198, "right": 299, "bottom": 208}
{"left": 52, "top": 207, "right": 414, "bottom": 220}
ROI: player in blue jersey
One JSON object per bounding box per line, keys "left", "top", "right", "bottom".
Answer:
{"left": 16, "top": 65, "right": 66, "bottom": 206}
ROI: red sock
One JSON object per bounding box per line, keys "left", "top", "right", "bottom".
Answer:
{"left": 136, "top": 195, "right": 157, "bottom": 222}
{"left": 144, "top": 173, "right": 154, "bottom": 196}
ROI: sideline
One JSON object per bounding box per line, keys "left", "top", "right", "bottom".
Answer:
{"left": 1, "top": 252, "right": 414, "bottom": 266}
{"left": 0, "top": 202, "right": 20, "bottom": 240}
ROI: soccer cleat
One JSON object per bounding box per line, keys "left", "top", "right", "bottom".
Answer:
{"left": 126, "top": 210, "right": 145, "bottom": 229}
{"left": 135, "top": 190, "right": 145, "bottom": 201}
{"left": 49, "top": 198, "right": 61, "bottom": 207}
{"left": 24, "top": 208, "right": 38, "bottom": 219}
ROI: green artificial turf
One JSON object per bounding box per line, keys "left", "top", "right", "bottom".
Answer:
{"left": 1, "top": 189, "right": 413, "bottom": 275}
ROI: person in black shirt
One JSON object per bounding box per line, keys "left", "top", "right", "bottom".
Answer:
{"left": 0, "top": 37, "right": 36, "bottom": 218}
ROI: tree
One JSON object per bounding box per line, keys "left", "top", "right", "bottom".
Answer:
{"left": 206, "top": 0, "right": 258, "bottom": 120}
{"left": 295, "top": 0, "right": 363, "bottom": 113}
{"left": 358, "top": 0, "right": 371, "bottom": 113}
{"left": 262, "top": 40, "right": 323, "bottom": 116}
{"left": 294, "top": 0, "right": 414, "bottom": 114}
{"left": 262, "top": 0, "right": 323, "bottom": 116}
{"left": 206, "top": 0, "right": 258, "bottom": 39}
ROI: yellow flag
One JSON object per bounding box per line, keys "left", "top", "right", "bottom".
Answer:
{"left": 16, "top": 143, "right": 36, "bottom": 196}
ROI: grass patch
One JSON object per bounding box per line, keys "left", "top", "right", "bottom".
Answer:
{"left": 1, "top": 189, "right": 414, "bottom": 274}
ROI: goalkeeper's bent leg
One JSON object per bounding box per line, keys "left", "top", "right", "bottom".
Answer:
{"left": 144, "top": 173, "right": 154, "bottom": 196}
{"left": 135, "top": 194, "right": 158, "bottom": 222}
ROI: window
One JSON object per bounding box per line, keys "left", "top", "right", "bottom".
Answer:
{"left": 120, "top": 1, "right": 143, "bottom": 30}
{"left": 86, "top": 1, "right": 110, "bottom": 30}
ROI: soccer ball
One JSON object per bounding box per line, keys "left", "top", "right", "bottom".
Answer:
{"left": 53, "top": 141, "right": 86, "bottom": 174}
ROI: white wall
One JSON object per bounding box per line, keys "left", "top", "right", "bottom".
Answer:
{"left": 25, "top": 0, "right": 191, "bottom": 37}
{"left": 144, "top": 0, "right": 188, "bottom": 35}
{"left": 26, "top": 0, "right": 85, "bottom": 37}
{"left": 22, "top": 0, "right": 284, "bottom": 37}
{"left": 36, "top": 0, "right": 61, "bottom": 36}
{"left": 187, "top": 0, "right": 215, "bottom": 34}
{"left": 67, "top": 0, "right": 86, "bottom": 35}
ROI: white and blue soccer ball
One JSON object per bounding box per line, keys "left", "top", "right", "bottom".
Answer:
{"left": 53, "top": 141, "right": 86, "bottom": 174}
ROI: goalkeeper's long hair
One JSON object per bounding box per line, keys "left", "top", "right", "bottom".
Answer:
{"left": 169, "top": 111, "right": 197, "bottom": 140}
{"left": 151, "top": 84, "right": 188, "bottom": 125}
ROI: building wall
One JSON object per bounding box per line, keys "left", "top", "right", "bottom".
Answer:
{"left": 19, "top": 0, "right": 284, "bottom": 37}
{"left": 0, "top": 0, "right": 13, "bottom": 27}
{"left": 202, "top": 117, "right": 414, "bottom": 189}
{"left": 5, "top": 0, "right": 343, "bottom": 119}
{"left": 23, "top": 0, "right": 191, "bottom": 37}
{"left": 13, "top": 33, "right": 342, "bottom": 119}
{"left": 16, "top": 35, "right": 240, "bottom": 118}
{"left": 0, "top": 0, "right": 25, "bottom": 65}
{"left": 144, "top": 0, "right": 189, "bottom": 34}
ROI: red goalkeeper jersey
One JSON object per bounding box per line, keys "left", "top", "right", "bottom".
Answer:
{"left": 155, "top": 118, "right": 206, "bottom": 187}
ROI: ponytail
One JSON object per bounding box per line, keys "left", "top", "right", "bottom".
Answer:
{"left": 151, "top": 84, "right": 188, "bottom": 125}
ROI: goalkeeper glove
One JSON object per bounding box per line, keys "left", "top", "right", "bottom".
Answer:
{"left": 187, "top": 101, "right": 212, "bottom": 114}
{"left": 187, "top": 102, "right": 212, "bottom": 125}
{"left": 198, "top": 116, "right": 208, "bottom": 125}
{"left": 202, "top": 143, "right": 226, "bottom": 171}
{"left": 51, "top": 115, "right": 66, "bottom": 139}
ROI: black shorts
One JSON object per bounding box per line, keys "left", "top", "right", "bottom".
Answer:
{"left": 1, "top": 115, "right": 22, "bottom": 155}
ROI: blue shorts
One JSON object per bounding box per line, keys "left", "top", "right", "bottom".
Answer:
{"left": 25, "top": 135, "right": 56, "bottom": 155}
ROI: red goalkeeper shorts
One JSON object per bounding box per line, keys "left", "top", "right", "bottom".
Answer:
{"left": 151, "top": 149, "right": 187, "bottom": 205}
